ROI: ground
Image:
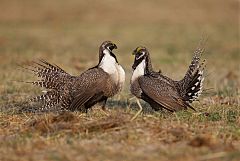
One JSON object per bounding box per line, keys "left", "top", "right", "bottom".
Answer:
{"left": 0, "top": 0, "right": 239, "bottom": 161}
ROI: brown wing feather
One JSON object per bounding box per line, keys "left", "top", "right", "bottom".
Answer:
{"left": 70, "top": 92, "right": 93, "bottom": 111}
{"left": 69, "top": 68, "right": 111, "bottom": 111}
{"left": 139, "top": 76, "right": 194, "bottom": 112}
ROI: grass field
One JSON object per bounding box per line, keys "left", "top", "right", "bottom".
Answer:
{"left": 0, "top": 0, "right": 239, "bottom": 160}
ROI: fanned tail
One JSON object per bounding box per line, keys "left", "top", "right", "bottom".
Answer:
{"left": 177, "top": 39, "right": 206, "bottom": 103}
{"left": 183, "top": 60, "right": 206, "bottom": 102}
{"left": 20, "top": 60, "right": 73, "bottom": 112}
{"left": 25, "top": 59, "right": 71, "bottom": 89}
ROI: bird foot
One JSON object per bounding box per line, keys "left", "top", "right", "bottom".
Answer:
{"left": 100, "top": 108, "right": 110, "bottom": 117}
{"left": 131, "top": 98, "right": 143, "bottom": 121}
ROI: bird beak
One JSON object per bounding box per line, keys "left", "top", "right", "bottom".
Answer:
{"left": 132, "top": 49, "right": 137, "bottom": 55}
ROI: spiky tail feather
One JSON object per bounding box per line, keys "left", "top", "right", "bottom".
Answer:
{"left": 20, "top": 59, "right": 73, "bottom": 112}
{"left": 23, "top": 59, "right": 72, "bottom": 89}
{"left": 183, "top": 61, "right": 206, "bottom": 102}
{"left": 177, "top": 40, "right": 206, "bottom": 103}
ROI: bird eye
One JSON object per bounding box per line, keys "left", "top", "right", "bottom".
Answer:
{"left": 109, "top": 46, "right": 114, "bottom": 50}
{"left": 107, "top": 44, "right": 114, "bottom": 51}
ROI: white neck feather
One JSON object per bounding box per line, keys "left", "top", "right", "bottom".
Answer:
{"left": 99, "top": 49, "right": 117, "bottom": 74}
{"left": 131, "top": 60, "right": 146, "bottom": 82}
{"left": 99, "top": 49, "right": 125, "bottom": 92}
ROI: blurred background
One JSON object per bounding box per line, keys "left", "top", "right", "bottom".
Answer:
{"left": 0, "top": 0, "right": 239, "bottom": 102}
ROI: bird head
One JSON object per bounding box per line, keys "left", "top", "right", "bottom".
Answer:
{"left": 132, "top": 46, "right": 149, "bottom": 70}
{"left": 99, "top": 41, "right": 118, "bottom": 63}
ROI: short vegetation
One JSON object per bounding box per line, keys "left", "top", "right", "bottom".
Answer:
{"left": 0, "top": 0, "right": 239, "bottom": 160}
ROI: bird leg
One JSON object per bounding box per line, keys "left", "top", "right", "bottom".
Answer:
{"left": 100, "top": 99, "right": 107, "bottom": 111}
{"left": 100, "top": 99, "right": 109, "bottom": 116}
{"left": 131, "top": 98, "right": 143, "bottom": 121}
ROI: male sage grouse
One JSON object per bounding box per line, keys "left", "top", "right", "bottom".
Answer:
{"left": 130, "top": 44, "right": 205, "bottom": 119}
{"left": 23, "top": 41, "right": 125, "bottom": 112}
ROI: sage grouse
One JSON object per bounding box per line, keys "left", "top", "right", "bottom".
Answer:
{"left": 24, "top": 41, "right": 125, "bottom": 112}
{"left": 130, "top": 45, "right": 205, "bottom": 116}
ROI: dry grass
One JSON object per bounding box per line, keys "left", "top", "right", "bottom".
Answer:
{"left": 0, "top": 0, "right": 239, "bottom": 160}
{"left": 1, "top": 108, "right": 240, "bottom": 161}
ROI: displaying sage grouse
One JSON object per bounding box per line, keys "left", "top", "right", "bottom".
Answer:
{"left": 23, "top": 41, "right": 125, "bottom": 112}
{"left": 130, "top": 44, "right": 205, "bottom": 118}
